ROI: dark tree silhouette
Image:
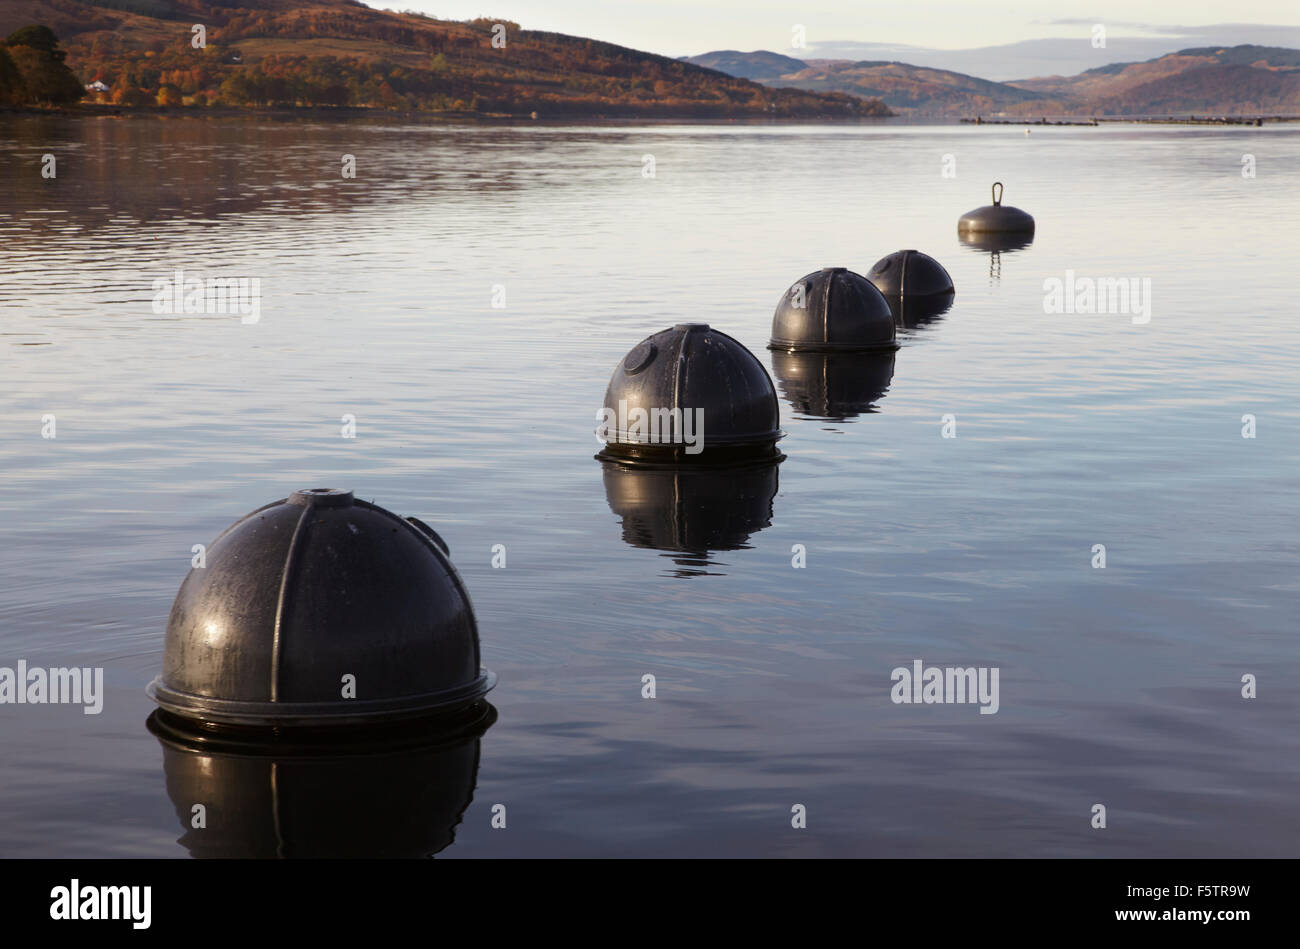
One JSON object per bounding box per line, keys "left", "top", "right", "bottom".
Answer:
{"left": 3, "top": 25, "right": 84, "bottom": 105}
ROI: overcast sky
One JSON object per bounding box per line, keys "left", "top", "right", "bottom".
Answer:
{"left": 367, "top": 2, "right": 1300, "bottom": 57}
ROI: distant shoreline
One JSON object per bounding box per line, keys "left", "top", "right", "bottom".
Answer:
{"left": 0, "top": 103, "right": 894, "bottom": 122}
{"left": 5, "top": 104, "right": 1299, "bottom": 125}
{"left": 966, "top": 115, "right": 1300, "bottom": 126}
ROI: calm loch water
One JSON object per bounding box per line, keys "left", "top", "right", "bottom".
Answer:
{"left": 1, "top": 115, "right": 1298, "bottom": 857}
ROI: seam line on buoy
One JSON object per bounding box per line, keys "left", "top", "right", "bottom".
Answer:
{"left": 270, "top": 502, "right": 314, "bottom": 703}
{"left": 673, "top": 330, "right": 685, "bottom": 428}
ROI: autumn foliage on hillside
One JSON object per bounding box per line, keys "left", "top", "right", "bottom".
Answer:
{"left": 7, "top": 1, "right": 891, "bottom": 116}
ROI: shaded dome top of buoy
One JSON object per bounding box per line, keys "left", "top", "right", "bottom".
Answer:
{"left": 957, "top": 181, "right": 1035, "bottom": 234}
{"left": 866, "top": 250, "right": 955, "bottom": 299}
{"left": 147, "top": 489, "right": 495, "bottom": 727}
{"left": 769, "top": 267, "right": 897, "bottom": 353}
{"left": 598, "top": 323, "right": 782, "bottom": 466}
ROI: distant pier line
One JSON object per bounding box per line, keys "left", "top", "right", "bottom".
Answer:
{"left": 962, "top": 115, "right": 1300, "bottom": 126}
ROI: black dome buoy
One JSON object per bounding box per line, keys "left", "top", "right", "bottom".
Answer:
{"left": 600, "top": 458, "right": 779, "bottom": 576}
{"left": 957, "top": 181, "right": 1035, "bottom": 234}
{"left": 771, "top": 350, "right": 895, "bottom": 421}
{"left": 148, "top": 703, "right": 495, "bottom": 858}
{"left": 597, "top": 323, "right": 783, "bottom": 466}
{"left": 866, "top": 250, "right": 955, "bottom": 300}
{"left": 769, "top": 267, "right": 897, "bottom": 353}
{"left": 147, "top": 489, "right": 496, "bottom": 728}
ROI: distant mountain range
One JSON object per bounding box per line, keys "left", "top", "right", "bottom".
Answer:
{"left": 682, "top": 45, "right": 1300, "bottom": 116}
{"left": 793, "top": 24, "right": 1300, "bottom": 82}
{"left": 0, "top": 0, "right": 890, "bottom": 117}
{"left": 685, "top": 49, "right": 810, "bottom": 81}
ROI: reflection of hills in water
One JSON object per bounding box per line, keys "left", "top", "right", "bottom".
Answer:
{"left": 600, "top": 459, "right": 780, "bottom": 578}
{"left": 148, "top": 703, "right": 495, "bottom": 858}
{"left": 0, "top": 116, "right": 650, "bottom": 316}
{"left": 957, "top": 231, "right": 1035, "bottom": 283}
{"left": 771, "top": 350, "right": 895, "bottom": 421}
{"left": 0, "top": 116, "right": 589, "bottom": 238}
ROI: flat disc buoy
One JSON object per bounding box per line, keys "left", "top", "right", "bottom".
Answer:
{"left": 957, "top": 182, "right": 1035, "bottom": 234}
